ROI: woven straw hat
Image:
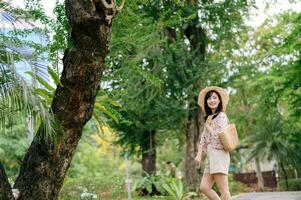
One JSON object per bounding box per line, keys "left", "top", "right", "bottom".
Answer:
{"left": 198, "top": 86, "right": 229, "bottom": 112}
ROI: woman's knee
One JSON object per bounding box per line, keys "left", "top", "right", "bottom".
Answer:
{"left": 199, "top": 184, "right": 211, "bottom": 193}
{"left": 220, "top": 190, "right": 231, "bottom": 200}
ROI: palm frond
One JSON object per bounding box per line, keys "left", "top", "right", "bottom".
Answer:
{"left": 0, "top": 64, "right": 57, "bottom": 140}
{"left": 0, "top": 1, "right": 35, "bottom": 31}
{"left": 0, "top": 1, "right": 58, "bottom": 139}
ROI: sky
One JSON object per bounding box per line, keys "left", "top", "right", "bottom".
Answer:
{"left": 246, "top": 0, "right": 301, "bottom": 27}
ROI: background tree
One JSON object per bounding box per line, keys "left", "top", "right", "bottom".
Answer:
{"left": 106, "top": 0, "right": 255, "bottom": 190}
{"left": 220, "top": 10, "right": 301, "bottom": 189}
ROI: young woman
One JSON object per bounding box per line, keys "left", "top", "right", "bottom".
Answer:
{"left": 194, "top": 86, "right": 231, "bottom": 200}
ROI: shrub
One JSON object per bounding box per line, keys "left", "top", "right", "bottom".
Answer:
{"left": 228, "top": 174, "right": 249, "bottom": 195}
{"left": 161, "top": 177, "right": 197, "bottom": 200}
{"left": 132, "top": 174, "right": 166, "bottom": 196}
{"left": 279, "top": 178, "right": 301, "bottom": 191}
{"left": 59, "top": 140, "right": 126, "bottom": 200}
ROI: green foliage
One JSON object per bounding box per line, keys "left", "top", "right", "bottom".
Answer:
{"left": 0, "top": 66, "right": 57, "bottom": 140}
{"left": 91, "top": 91, "right": 124, "bottom": 135}
{"left": 244, "top": 12, "right": 301, "bottom": 170}
{"left": 0, "top": 115, "right": 27, "bottom": 179}
{"left": 156, "top": 138, "right": 183, "bottom": 167}
{"left": 23, "top": 0, "right": 71, "bottom": 73}
{"left": 26, "top": 66, "right": 58, "bottom": 106}
{"left": 221, "top": 11, "right": 301, "bottom": 174}
{"left": 279, "top": 178, "right": 301, "bottom": 191}
{"left": 132, "top": 174, "right": 166, "bottom": 196}
{"left": 132, "top": 174, "right": 198, "bottom": 199}
{"left": 48, "top": 1, "right": 71, "bottom": 71}
{"left": 2, "top": 0, "right": 300, "bottom": 198}
{"left": 161, "top": 177, "right": 197, "bottom": 200}
{"left": 60, "top": 138, "right": 126, "bottom": 200}
{"left": 228, "top": 174, "right": 248, "bottom": 195}
{"left": 0, "top": 1, "right": 58, "bottom": 140}
{"left": 244, "top": 111, "right": 296, "bottom": 166}
{"left": 107, "top": 0, "right": 253, "bottom": 157}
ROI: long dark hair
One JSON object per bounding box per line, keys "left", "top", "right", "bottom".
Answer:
{"left": 204, "top": 90, "right": 223, "bottom": 121}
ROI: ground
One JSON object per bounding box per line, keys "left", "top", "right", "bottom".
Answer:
{"left": 233, "top": 191, "right": 301, "bottom": 200}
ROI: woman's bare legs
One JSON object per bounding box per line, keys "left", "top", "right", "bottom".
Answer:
{"left": 199, "top": 173, "right": 221, "bottom": 200}
{"left": 213, "top": 173, "right": 231, "bottom": 200}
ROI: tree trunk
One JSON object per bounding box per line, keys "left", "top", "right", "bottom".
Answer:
{"left": 141, "top": 130, "right": 156, "bottom": 176}
{"left": 255, "top": 157, "right": 264, "bottom": 191}
{"left": 280, "top": 162, "right": 289, "bottom": 190}
{"left": 12, "top": 0, "right": 120, "bottom": 199}
{"left": 184, "top": 104, "right": 203, "bottom": 190}
{"left": 162, "top": 3, "right": 207, "bottom": 191}
{"left": 0, "top": 163, "right": 14, "bottom": 200}
{"left": 183, "top": 5, "right": 207, "bottom": 190}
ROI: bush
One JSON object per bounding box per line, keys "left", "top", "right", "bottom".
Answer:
{"left": 161, "top": 177, "right": 197, "bottom": 200}
{"left": 132, "top": 174, "right": 198, "bottom": 200}
{"left": 59, "top": 140, "right": 126, "bottom": 200}
{"left": 279, "top": 178, "right": 301, "bottom": 191}
{"left": 132, "top": 174, "right": 166, "bottom": 196}
{"left": 228, "top": 174, "right": 249, "bottom": 195}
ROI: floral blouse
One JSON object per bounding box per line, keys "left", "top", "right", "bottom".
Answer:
{"left": 198, "top": 112, "right": 229, "bottom": 153}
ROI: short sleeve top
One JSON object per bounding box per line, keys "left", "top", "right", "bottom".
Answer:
{"left": 199, "top": 112, "right": 229, "bottom": 153}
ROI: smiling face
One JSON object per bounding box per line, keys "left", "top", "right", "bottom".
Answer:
{"left": 206, "top": 91, "right": 221, "bottom": 112}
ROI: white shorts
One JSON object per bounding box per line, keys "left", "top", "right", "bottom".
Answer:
{"left": 204, "top": 145, "right": 230, "bottom": 175}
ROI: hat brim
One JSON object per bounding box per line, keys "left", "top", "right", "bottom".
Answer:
{"left": 198, "top": 86, "right": 229, "bottom": 112}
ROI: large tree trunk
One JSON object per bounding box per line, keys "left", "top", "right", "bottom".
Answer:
{"left": 184, "top": 106, "right": 200, "bottom": 190}
{"left": 184, "top": 103, "right": 203, "bottom": 191}
{"left": 183, "top": 8, "right": 207, "bottom": 190}
{"left": 12, "top": 0, "right": 121, "bottom": 199}
{"left": 0, "top": 163, "right": 14, "bottom": 200}
{"left": 141, "top": 130, "right": 156, "bottom": 176}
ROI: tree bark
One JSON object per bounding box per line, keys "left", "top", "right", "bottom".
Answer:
{"left": 12, "top": 0, "right": 118, "bottom": 199}
{"left": 0, "top": 163, "right": 14, "bottom": 200}
{"left": 255, "top": 157, "right": 264, "bottom": 191}
{"left": 184, "top": 103, "right": 203, "bottom": 191}
{"left": 141, "top": 130, "right": 156, "bottom": 176}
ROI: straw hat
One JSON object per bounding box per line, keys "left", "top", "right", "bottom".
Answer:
{"left": 198, "top": 86, "right": 229, "bottom": 112}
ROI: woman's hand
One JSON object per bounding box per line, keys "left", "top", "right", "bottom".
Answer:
{"left": 194, "top": 155, "right": 202, "bottom": 169}
{"left": 205, "top": 122, "right": 214, "bottom": 134}
{"left": 206, "top": 115, "right": 213, "bottom": 124}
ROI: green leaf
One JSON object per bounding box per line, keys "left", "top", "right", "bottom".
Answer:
{"left": 25, "top": 71, "right": 55, "bottom": 91}
{"left": 47, "top": 66, "right": 61, "bottom": 86}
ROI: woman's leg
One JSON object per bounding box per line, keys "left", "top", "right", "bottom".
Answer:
{"left": 199, "top": 173, "right": 221, "bottom": 200}
{"left": 213, "top": 173, "right": 231, "bottom": 200}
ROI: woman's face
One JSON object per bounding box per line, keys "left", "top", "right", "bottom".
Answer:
{"left": 206, "top": 92, "right": 220, "bottom": 110}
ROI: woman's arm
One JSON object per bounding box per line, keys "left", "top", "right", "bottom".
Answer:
{"left": 195, "top": 142, "right": 203, "bottom": 160}
{"left": 195, "top": 128, "right": 207, "bottom": 168}
{"left": 195, "top": 146, "right": 203, "bottom": 169}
